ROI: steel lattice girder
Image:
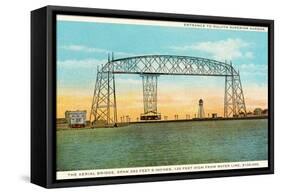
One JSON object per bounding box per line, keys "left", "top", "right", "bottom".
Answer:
{"left": 141, "top": 74, "right": 159, "bottom": 115}
{"left": 103, "top": 55, "right": 233, "bottom": 76}
{"left": 90, "top": 55, "right": 247, "bottom": 125}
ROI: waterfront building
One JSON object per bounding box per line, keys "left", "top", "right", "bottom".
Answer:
{"left": 65, "top": 110, "right": 87, "bottom": 128}
{"left": 253, "top": 108, "right": 263, "bottom": 116}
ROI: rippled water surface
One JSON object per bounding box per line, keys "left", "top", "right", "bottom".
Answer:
{"left": 57, "top": 119, "right": 268, "bottom": 171}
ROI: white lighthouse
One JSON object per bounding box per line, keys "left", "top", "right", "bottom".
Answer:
{"left": 198, "top": 99, "right": 205, "bottom": 119}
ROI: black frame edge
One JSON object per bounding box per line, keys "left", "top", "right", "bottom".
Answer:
{"left": 268, "top": 20, "right": 274, "bottom": 174}
{"left": 31, "top": 7, "right": 48, "bottom": 187}
{"left": 46, "top": 5, "right": 274, "bottom": 24}
{"left": 46, "top": 6, "right": 57, "bottom": 188}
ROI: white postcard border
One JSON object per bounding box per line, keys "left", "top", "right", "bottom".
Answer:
{"left": 57, "top": 160, "right": 268, "bottom": 180}
{"left": 57, "top": 15, "right": 268, "bottom": 32}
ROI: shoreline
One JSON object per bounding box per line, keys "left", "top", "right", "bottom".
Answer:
{"left": 129, "top": 115, "right": 268, "bottom": 124}
{"left": 57, "top": 116, "right": 268, "bottom": 130}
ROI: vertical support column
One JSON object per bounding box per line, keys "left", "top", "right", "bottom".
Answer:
{"left": 224, "top": 75, "right": 228, "bottom": 117}
{"left": 233, "top": 73, "right": 247, "bottom": 117}
{"left": 140, "top": 74, "right": 161, "bottom": 120}
{"left": 224, "top": 75, "right": 233, "bottom": 117}
{"left": 112, "top": 66, "right": 117, "bottom": 126}
{"left": 107, "top": 70, "right": 110, "bottom": 124}
{"left": 90, "top": 61, "right": 117, "bottom": 127}
{"left": 231, "top": 74, "right": 237, "bottom": 117}
{"left": 224, "top": 69, "right": 247, "bottom": 118}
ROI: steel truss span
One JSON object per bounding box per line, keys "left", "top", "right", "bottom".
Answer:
{"left": 90, "top": 55, "right": 247, "bottom": 126}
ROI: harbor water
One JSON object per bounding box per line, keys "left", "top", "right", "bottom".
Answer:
{"left": 56, "top": 119, "right": 268, "bottom": 171}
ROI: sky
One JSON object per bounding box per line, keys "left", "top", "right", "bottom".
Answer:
{"left": 56, "top": 16, "right": 268, "bottom": 120}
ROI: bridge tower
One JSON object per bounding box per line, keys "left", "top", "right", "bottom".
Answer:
{"left": 140, "top": 74, "right": 161, "bottom": 120}
{"left": 224, "top": 64, "right": 247, "bottom": 118}
{"left": 89, "top": 54, "right": 117, "bottom": 126}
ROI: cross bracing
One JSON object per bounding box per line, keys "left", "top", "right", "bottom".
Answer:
{"left": 90, "top": 55, "right": 247, "bottom": 126}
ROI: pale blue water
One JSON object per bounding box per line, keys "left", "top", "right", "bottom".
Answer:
{"left": 56, "top": 119, "right": 268, "bottom": 171}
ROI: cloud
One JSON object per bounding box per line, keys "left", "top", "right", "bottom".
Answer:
{"left": 57, "top": 59, "right": 106, "bottom": 69}
{"left": 245, "top": 51, "right": 254, "bottom": 59}
{"left": 238, "top": 63, "right": 268, "bottom": 76}
{"left": 61, "top": 45, "right": 109, "bottom": 54}
{"left": 60, "top": 44, "right": 138, "bottom": 57}
{"left": 170, "top": 38, "right": 253, "bottom": 61}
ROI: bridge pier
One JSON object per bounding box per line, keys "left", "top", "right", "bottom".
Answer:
{"left": 140, "top": 74, "right": 161, "bottom": 120}
{"left": 224, "top": 72, "right": 247, "bottom": 117}
{"left": 90, "top": 65, "right": 117, "bottom": 127}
